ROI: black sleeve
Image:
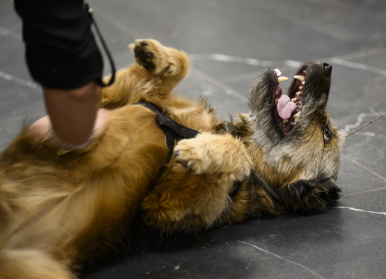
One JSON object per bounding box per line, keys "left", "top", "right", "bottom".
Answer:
{"left": 14, "top": 0, "right": 104, "bottom": 89}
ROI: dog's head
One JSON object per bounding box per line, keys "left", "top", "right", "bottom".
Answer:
{"left": 247, "top": 62, "right": 344, "bottom": 205}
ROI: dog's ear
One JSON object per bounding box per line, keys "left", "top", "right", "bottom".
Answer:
{"left": 287, "top": 178, "right": 341, "bottom": 214}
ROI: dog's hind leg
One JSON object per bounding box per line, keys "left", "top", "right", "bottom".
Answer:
{"left": 101, "top": 39, "right": 190, "bottom": 109}
{"left": 0, "top": 249, "right": 75, "bottom": 279}
{"left": 141, "top": 167, "right": 237, "bottom": 234}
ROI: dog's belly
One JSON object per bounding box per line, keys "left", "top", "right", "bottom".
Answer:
{"left": 0, "top": 105, "right": 168, "bottom": 264}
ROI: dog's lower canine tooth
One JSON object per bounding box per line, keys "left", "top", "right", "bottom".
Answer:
{"left": 283, "top": 119, "right": 288, "bottom": 124}
{"left": 294, "top": 111, "right": 300, "bottom": 122}
{"left": 278, "top": 77, "right": 288, "bottom": 83}
{"left": 294, "top": 75, "right": 305, "bottom": 82}
{"left": 291, "top": 98, "right": 298, "bottom": 102}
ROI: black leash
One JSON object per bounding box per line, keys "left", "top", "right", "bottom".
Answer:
{"left": 85, "top": 3, "right": 116, "bottom": 87}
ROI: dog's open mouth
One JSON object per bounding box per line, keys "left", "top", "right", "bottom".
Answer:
{"left": 274, "top": 67, "right": 308, "bottom": 135}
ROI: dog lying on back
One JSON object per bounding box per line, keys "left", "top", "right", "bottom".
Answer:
{"left": 0, "top": 39, "right": 344, "bottom": 279}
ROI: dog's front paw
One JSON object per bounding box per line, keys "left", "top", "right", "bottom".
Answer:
{"left": 128, "top": 39, "right": 181, "bottom": 76}
{"left": 174, "top": 133, "right": 252, "bottom": 180}
{"left": 174, "top": 139, "right": 203, "bottom": 174}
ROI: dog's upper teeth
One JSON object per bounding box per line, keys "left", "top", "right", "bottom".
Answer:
{"left": 302, "top": 81, "right": 305, "bottom": 84}
{"left": 303, "top": 70, "right": 308, "bottom": 74}
{"left": 294, "top": 75, "right": 305, "bottom": 82}
{"left": 278, "top": 77, "right": 288, "bottom": 83}
{"left": 299, "top": 86, "right": 303, "bottom": 90}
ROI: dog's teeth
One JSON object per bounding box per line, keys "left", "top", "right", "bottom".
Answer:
{"left": 294, "top": 75, "right": 305, "bottom": 82}
{"left": 283, "top": 119, "right": 288, "bottom": 124}
{"left": 302, "top": 81, "right": 305, "bottom": 84}
{"left": 294, "top": 111, "right": 301, "bottom": 122}
{"left": 299, "top": 86, "right": 303, "bottom": 90}
{"left": 278, "top": 77, "right": 288, "bottom": 83}
{"left": 303, "top": 70, "right": 308, "bottom": 74}
{"left": 291, "top": 98, "right": 298, "bottom": 102}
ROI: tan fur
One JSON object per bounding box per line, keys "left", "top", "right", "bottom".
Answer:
{"left": 0, "top": 39, "right": 343, "bottom": 278}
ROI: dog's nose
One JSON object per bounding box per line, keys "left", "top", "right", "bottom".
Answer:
{"left": 323, "top": 63, "right": 332, "bottom": 77}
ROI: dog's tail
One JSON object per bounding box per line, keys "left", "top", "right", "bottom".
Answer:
{"left": 0, "top": 249, "right": 75, "bottom": 279}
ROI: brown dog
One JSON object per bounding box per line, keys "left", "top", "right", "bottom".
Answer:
{"left": 0, "top": 39, "right": 344, "bottom": 278}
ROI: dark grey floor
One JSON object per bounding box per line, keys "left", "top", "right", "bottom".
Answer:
{"left": 1, "top": 0, "right": 386, "bottom": 278}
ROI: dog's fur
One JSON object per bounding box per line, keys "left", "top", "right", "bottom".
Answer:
{"left": 0, "top": 39, "right": 344, "bottom": 278}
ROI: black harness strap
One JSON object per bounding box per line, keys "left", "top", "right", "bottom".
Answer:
{"left": 133, "top": 102, "right": 244, "bottom": 200}
{"left": 133, "top": 102, "right": 199, "bottom": 192}
{"left": 133, "top": 102, "right": 200, "bottom": 162}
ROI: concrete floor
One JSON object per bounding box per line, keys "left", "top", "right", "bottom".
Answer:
{"left": 1, "top": 0, "right": 386, "bottom": 278}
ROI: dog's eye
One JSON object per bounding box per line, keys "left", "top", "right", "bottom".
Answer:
{"left": 322, "top": 125, "right": 332, "bottom": 143}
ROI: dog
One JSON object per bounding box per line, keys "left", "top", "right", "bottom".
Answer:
{"left": 0, "top": 39, "right": 344, "bottom": 278}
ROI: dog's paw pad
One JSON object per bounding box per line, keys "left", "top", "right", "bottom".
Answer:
{"left": 130, "top": 39, "right": 183, "bottom": 76}
{"left": 132, "top": 41, "right": 156, "bottom": 70}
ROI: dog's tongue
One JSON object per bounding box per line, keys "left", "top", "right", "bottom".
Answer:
{"left": 277, "top": 95, "right": 297, "bottom": 120}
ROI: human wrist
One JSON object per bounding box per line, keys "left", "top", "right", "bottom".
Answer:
{"left": 45, "top": 124, "right": 99, "bottom": 155}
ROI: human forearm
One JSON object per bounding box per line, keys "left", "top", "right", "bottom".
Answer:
{"left": 29, "top": 82, "right": 110, "bottom": 146}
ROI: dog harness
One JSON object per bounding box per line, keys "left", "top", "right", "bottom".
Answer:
{"left": 133, "top": 102, "right": 200, "bottom": 192}
{"left": 133, "top": 102, "right": 245, "bottom": 199}
{"left": 133, "top": 102, "right": 200, "bottom": 162}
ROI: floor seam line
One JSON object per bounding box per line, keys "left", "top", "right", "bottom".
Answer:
{"left": 191, "top": 67, "right": 248, "bottom": 102}
{"left": 0, "top": 70, "right": 39, "bottom": 90}
{"left": 237, "top": 240, "right": 326, "bottom": 279}
{"left": 342, "top": 154, "right": 386, "bottom": 197}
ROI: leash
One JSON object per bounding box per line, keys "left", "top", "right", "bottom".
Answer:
{"left": 346, "top": 112, "right": 386, "bottom": 137}
{"left": 86, "top": 3, "right": 116, "bottom": 87}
